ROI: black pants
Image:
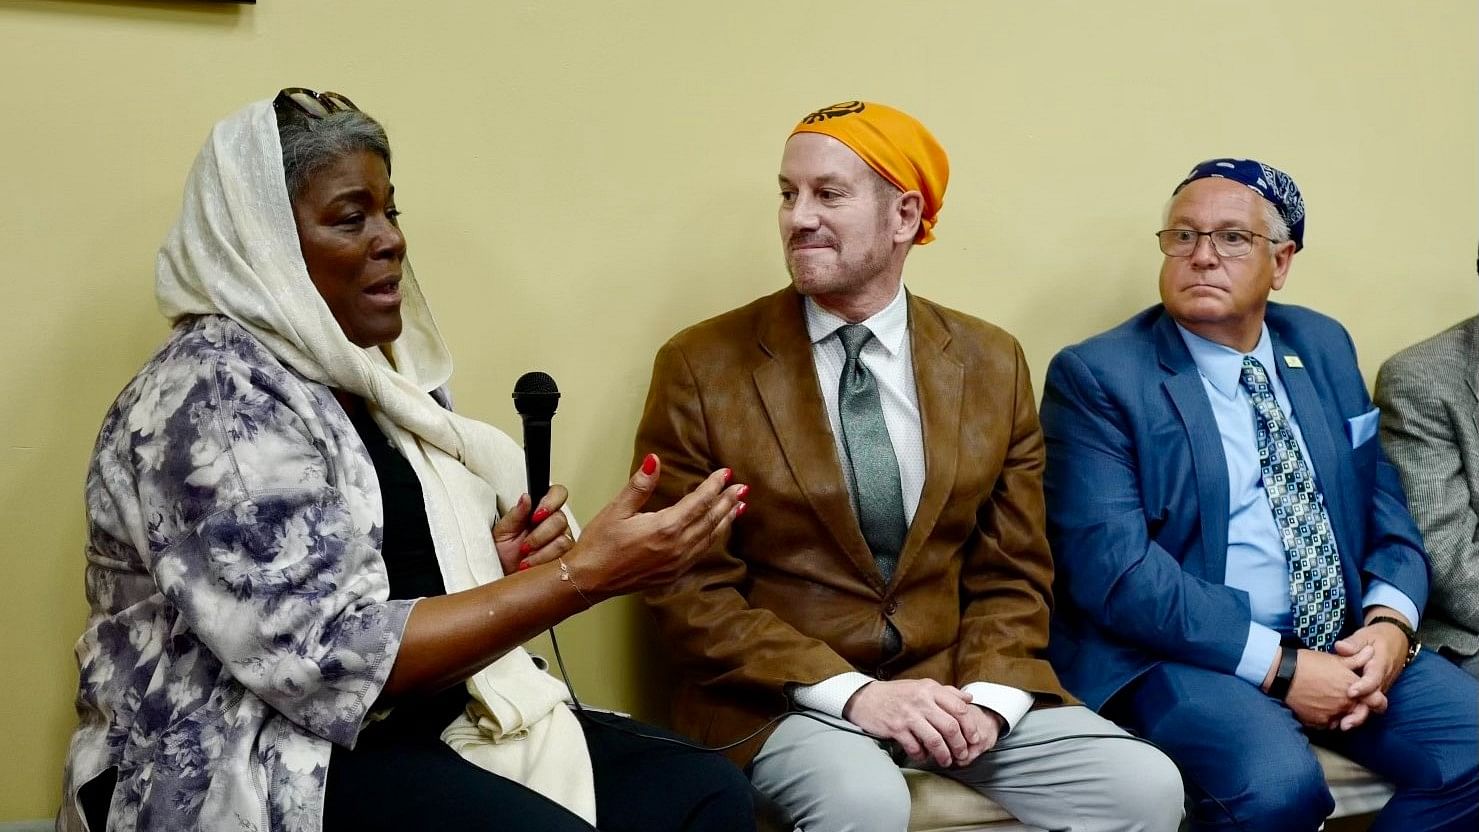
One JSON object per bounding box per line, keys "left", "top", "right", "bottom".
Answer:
{"left": 323, "top": 705, "right": 755, "bottom": 831}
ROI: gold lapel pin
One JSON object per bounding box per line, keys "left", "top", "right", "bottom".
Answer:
{"left": 1284, "top": 355, "right": 1304, "bottom": 369}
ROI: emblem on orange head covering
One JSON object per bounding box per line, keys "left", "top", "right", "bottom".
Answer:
{"left": 800, "top": 101, "right": 867, "bottom": 124}
{"left": 790, "top": 101, "right": 950, "bottom": 244}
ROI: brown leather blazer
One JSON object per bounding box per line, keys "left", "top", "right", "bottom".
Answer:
{"left": 634, "top": 287, "right": 1072, "bottom": 766}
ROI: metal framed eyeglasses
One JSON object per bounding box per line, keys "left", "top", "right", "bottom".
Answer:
{"left": 1155, "top": 228, "right": 1278, "bottom": 258}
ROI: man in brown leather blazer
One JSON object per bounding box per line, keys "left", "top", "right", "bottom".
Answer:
{"left": 633, "top": 101, "right": 1182, "bottom": 832}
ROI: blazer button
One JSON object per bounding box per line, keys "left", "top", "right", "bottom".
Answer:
{"left": 885, "top": 599, "right": 899, "bottom": 615}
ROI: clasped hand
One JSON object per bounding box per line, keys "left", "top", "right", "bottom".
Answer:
{"left": 843, "top": 678, "right": 1004, "bottom": 768}
{"left": 1280, "top": 618, "right": 1409, "bottom": 732}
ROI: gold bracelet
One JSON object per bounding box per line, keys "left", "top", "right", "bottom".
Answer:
{"left": 558, "top": 557, "right": 593, "bottom": 608}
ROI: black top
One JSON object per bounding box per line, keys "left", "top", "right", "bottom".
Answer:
{"left": 345, "top": 399, "right": 468, "bottom": 740}
{"left": 347, "top": 402, "right": 448, "bottom": 601}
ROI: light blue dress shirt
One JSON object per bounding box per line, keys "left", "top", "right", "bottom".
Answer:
{"left": 1176, "top": 324, "right": 1420, "bottom": 685}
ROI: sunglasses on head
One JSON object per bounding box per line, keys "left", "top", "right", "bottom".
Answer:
{"left": 273, "top": 87, "right": 360, "bottom": 119}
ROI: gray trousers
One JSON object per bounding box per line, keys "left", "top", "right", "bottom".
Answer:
{"left": 750, "top": 705, "right": 1184, "bottom": 832}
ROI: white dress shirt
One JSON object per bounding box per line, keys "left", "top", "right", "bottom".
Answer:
{"left": 788, "top": 284, "right": 1035, "bottom": 733}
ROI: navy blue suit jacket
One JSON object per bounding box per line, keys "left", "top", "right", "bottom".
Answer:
{"left": 1040, "top": 303, "right": 1430, "bottom": 710}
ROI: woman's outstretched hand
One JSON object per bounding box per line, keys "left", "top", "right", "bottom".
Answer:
{"left": 554, "top": 453, "right": 746, "bottom": 602}
{"left": 387, "top": 455, "right": 743, "bottom": 697}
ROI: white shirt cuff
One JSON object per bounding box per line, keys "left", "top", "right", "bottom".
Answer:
{"left": 960, "top": 681, "right": 1033, "bottom": 735}
{"left": 790, "top": 671, "right": 874, "bottom": 719}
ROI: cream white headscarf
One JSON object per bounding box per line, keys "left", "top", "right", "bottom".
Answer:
{"left": 156, "top": 99, "right": 596, "bottom": 822}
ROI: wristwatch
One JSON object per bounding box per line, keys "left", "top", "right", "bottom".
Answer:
{"left": 1369, "top": 615, "right": 1422, "bottom": 667}
{"left": 1268, "top": 645, "right": 1299, "bottom": 701}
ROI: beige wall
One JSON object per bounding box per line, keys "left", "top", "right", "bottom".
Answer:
{"left": 1, "top": 0, "right": 1473, "bottom": 820}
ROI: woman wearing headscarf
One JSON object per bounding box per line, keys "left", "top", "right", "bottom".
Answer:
{"left": 59, "top": 89, "right": 755, "bottom": 832}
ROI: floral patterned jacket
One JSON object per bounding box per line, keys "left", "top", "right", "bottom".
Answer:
{"left": 61, "top": 315, "right": 416, "bottom": 831}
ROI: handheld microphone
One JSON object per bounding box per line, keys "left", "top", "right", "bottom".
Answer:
{"left": 512, "top": 371, "right": 560, "bottom": 506}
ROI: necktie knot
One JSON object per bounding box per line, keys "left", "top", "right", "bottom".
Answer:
{"left": 1240, "top": 355, "right": 1271, "bottom": 393}
{"left": 837, "top": 324, "right": 874, "bottom": 361}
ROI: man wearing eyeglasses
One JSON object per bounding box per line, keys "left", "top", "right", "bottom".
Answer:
{"left": 1038, "top": 158, "right": 1478, "bottom": 831}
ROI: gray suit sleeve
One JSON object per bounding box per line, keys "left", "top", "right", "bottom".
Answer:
{"left": 1375, "top": 359, "right": 1479, "bottom": 635}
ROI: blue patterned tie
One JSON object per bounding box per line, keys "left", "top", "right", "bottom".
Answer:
{"left": 1239, "top": 356, "right": 1346, "bottom": 651}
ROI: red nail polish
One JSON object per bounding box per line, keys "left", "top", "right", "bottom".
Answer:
{"left": 736, "top": 502, "right": 748, "bottom": 517}
{"left": 519, "top": 541, "right": 532, "bottom": 556}
{"left": 531, "top": 508, "right": 550, "bottom": 525}
{"left": 737, "top": 484, "right": 750, "bottom": 499}
{"left": 722, "top": 468, "right": 733, "bottom": 483}
{"left": 517, "top": 560, "right": 530, "bottom": 572}
{"left": 641, "top": 454, "right": 658, "bottom": 475}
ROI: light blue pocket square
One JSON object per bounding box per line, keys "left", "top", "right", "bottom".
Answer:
{"left": 1346, "top": 407, "right": 1380, "bottom": 448}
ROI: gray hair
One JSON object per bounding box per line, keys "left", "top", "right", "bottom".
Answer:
{"left": 276, "top": 109, "right": 391, "bottom": 200}
{"left": 1259, "top": 198, "right": 1291, "bottom": 244}
{"left": 1161, "top": 191, "right": 1291, "bottom": 245}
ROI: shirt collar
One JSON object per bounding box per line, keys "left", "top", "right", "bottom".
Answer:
{"left": 1176, "top": 322, "right": 1279, "bottom": 398}
{"left": 804, "top": 283, "right": 910, "bottom": 356}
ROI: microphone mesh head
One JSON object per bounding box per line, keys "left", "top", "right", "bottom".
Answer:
{"left": 514, "top": 371, "right": 558, "bottom": 396}
{"left": 512, "top": 371, "right": 560, "bottom": 417}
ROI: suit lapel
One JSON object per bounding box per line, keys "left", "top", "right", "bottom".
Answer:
{"left": 752, "top": 290, "right": 881, "bottom": 584}
{"left": 895, "top": 296, "right": 961, "bottom": 583}
{"left": 1268, "top": 333, "right": 1347, "bottom": 524}
{"left": 1155, "top": 315, "right": 1231, "bottom": 581}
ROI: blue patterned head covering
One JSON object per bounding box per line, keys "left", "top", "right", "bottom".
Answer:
{"left": 1173, "top": 158, "right": 1306, "bottom": 251}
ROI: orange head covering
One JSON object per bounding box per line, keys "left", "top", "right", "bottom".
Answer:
{"left": 789, "top": 101, "right": 950, "bottom": 245}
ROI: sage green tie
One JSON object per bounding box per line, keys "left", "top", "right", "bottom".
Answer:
{"left": 836, "top": 324, "right": 908, "bottom": 585}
